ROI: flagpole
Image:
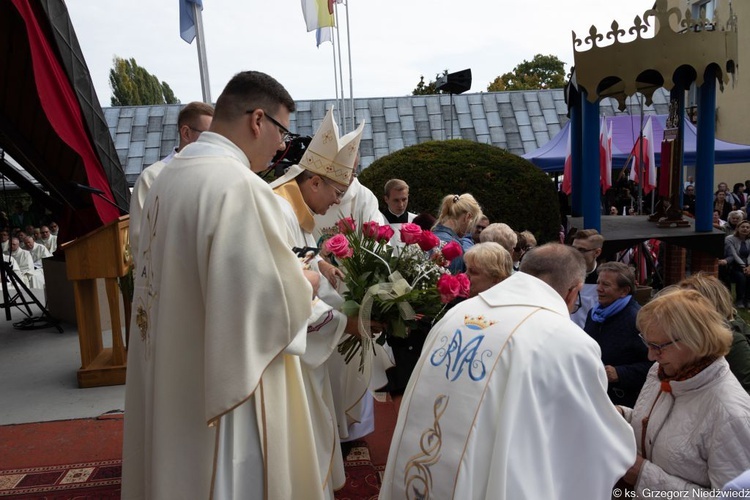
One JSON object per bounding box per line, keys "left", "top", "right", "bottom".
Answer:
{"left": 344, "top": 0, "right": 355, "bottom": 130}
{"left": 334, "top": 2, "right": 347, "bottom": 131}
{"left": 330, "top": 30, "right": 342, "bottom": 131}
{"left": 192, "top": 2, "right": 211, "bottom": 103}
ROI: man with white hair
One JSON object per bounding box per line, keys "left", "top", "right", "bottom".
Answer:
{"left": 23, "top": 236, "right": 51, "bottom": 268}
{"left": 380, "top": 243, "right": 636, "bottom": 500}
{"left": 10, "top": 237, "right": 44, "bottom": 288}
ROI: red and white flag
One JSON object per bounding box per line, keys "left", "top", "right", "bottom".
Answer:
{"left": 630, "top": 117, "right": 656, "bottom": 193}
{"left": 562, "top": 126, "right": 572, "bottom": 195}
{"left": 599, "top": 118, "right": 612, "bottom": 193}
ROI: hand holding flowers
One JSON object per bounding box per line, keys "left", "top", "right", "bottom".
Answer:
{"left": 324, "top": 218, "right": 469, "bottom": 370}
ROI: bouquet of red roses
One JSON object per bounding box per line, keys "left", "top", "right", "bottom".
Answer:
{"left": 325, "top": 217, "right": 469, "bottom": 370}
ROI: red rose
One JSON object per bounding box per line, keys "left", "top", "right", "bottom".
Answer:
{"left": 418, "top": 230, "right": 441, "bottom": 251}
{"left": 325, "top": 233, "right": 353, "bottom": 258}
{"left": 441, "top": 241, "right": 463, "bottom": 261}
{"left": 337, "top": 217, "right": 356, "bottom": 235}
{"left": 376, "top": 225, "right": 394, "bottom": 243}
{"left": 362, "top": 221, "right": 380, "bottom": 239}
{"left": 400, "top": 223, "right": 423, "bottom": 245}
{"left": 455, "top": 273, "right": 470, "bottom": 297}
{"left": 437, "top": 274, "right": 461, "bottom": 303}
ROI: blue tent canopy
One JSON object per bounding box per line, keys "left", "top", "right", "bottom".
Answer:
{"left": 522, "top": 114, "right": 750, "bottom": 172}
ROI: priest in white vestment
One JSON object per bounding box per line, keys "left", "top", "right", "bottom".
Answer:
{"left": 380, "top": 243, "right": 636, "bottom": 500}
{"left": 122, "top": 71, "right": 324, "bottom": 500}
{"left": 128, "top": 102, "right": 213, "bottom": 261}
{"left": 270, "top": 107, "right": 370, "bottom": 496}
{"left": 39, "top": 226, "right": 56, "bottom": 253}
{"left": 312, "top": 171, "right": 388, "bottom": 445}
{"left": 23, "top": 236, "right": 51, "bottom": 268}
{"left": 10, "top": 238, "right": 44, "bottom": 288}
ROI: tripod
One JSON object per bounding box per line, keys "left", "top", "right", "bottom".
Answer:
{"left": 0, "top": 256, "right": 62, "bottom": 332}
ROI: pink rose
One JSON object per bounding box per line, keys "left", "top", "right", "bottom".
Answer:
{"left": 337, "top": 217, "right": 356, "bottom": 235}
{"left": 376, "top": 225, "right": 395, "bottom": 243}
{"left": 455, "top": 273, "right": 470, "bottom": 298}
{"left": 437, "top": 274, "right": 461, "bottom": 303}
{"left": 417, "top": 230, "right": 440, "bottom": 252}
{"left": 325, "top": 233, "right": 353, "bottom": 259}
{"left": 400, "top": 223, "right": 423, "bottom": 245}
{"left": 362, "top": 221, "right": 380, "bottom": 239}
{"left": 441, "top": 241, "right": 463, "bottom": 261}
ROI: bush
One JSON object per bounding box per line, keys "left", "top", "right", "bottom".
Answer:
{"left": 358, "top": 140, "right": 561, "bottom": 244}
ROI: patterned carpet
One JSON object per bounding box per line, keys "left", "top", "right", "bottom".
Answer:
{"left": 0, "top": 459, "right": 121, "bottom": 498}
{"left": 335, "top": 442, "right": 384, "bottom": 500}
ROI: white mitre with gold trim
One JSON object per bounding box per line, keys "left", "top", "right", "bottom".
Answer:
{"left": 270, "top": 106, "right": 365, "bottom": 189}
{"left": 300, "top": 106, "right": 365, "bottom": 186}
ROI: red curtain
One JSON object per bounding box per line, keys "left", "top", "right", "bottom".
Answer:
{"left": 12, "top": 0, "right": 120, "bottom": 225}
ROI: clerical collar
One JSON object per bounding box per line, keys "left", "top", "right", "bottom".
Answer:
{"left": 383, "top": 209, "right": 409, "bottom": 224}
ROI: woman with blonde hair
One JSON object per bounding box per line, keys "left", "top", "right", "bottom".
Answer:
{"left": 677, "top": 272, "right": 750, "bottom": 393}
{"left": 432, "top": 193, "right": 483, "bottom": 273}
{"left": 620, "top": 288, "right": 750, "bottom": 495}
{"left": 463, "top": 242, "right": 513, "bottom": 297}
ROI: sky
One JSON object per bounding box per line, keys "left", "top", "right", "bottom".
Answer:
{"left": 65, "top": 0, "right": 657, "bottom": 107}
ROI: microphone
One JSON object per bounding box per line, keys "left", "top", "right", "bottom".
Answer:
{"left": 70, "top": 182, "right": 105, "bottom": 195}
{"left": 69, "top": 182, "right": 129, "bottom": 215}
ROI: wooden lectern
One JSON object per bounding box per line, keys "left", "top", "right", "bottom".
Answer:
{"left": 62, "top": 216, "right": 130, "bottom": 388}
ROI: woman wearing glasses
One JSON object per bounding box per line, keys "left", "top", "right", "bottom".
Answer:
{"left": 583, "top": 262, "right": 651, "bottom": 407}
{"left": 619, "top": 288, "right": 750, "bottom": 496}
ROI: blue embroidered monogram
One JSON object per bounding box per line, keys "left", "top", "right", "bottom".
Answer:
{"left": 430, "top": 328, "right": 492, "bottom": 382}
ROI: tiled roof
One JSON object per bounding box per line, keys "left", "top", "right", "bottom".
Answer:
{"left": 104, "top": 88, "right": 670, "bottom": 185}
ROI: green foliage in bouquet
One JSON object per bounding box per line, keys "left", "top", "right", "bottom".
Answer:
{"left": 358, "top": 139, "right": 561, "bottom": 244}
{"left": 325, "top": 218, "right": 468, "bottom": 369}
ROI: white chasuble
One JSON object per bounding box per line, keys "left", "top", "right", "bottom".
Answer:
{"left": 272, "top": 180, "right": 349, "bottom": 495}
{"left": 380, "top": 272, "right": 636, "bottom": 500}
{"left": 122, "top": 133, "right": 321, "bottom": 500}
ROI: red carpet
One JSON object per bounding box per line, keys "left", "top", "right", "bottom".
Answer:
{"left": 0, "top": 414, "right": 122, "bottom": 499}
{"left": 0, "top": 398, "right": 402, "bottom": 499}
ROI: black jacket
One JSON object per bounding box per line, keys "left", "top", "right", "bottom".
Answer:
{"left": 584, "top": 296, "right": 652, "bottom": 407}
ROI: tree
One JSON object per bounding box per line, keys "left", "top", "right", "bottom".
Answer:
{"left": 412, "top": 70, "right": 449, "bottom": 95}
{"left": 487, "top": 54, "right": 566, "bottom": 92}
{"left": 109, "top": 56, "right": 180, "bottom": 106}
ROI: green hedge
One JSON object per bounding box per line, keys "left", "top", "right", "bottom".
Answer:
{"left": 358, "top": 140, "right": 561, "bottom": 244}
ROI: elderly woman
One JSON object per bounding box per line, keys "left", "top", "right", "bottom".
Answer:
{"left": 463, "top": 242, "right": 513, "bottom": 297}
{"left": 677, "top": 273, "right": 750, "bottom": 393}
{"left": 620, "top": 289, "right": 750, "bottom": 495}
{"left": 724, "top": 210, "right": 745, "bottom": 235}
{"left": 584, "top": 262, "right": 651, "bottom": 407}
{"left": 431, "top": 193, "right": 483, "bottom": 273}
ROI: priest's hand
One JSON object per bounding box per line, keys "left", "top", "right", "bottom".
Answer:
{"left": 303, "top": 269, "right": 320, "bottom": 298}
{"left": 319, "top": 260, "right": 344, "bottom": 287}
{"left": 605, "top": 365, "right": 619, "bottom": 382}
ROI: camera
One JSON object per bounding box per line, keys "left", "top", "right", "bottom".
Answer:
{"left": 270, "top": 135, "right": 312, "bottom": 178}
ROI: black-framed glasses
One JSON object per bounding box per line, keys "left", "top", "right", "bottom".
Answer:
{"left": 638, "top": 333, "right": 680, "bottom": 355}
{"left": 321, "top": 177, "right": 345, "bottom": 200}
{"left": 247, "top": 109, "right": 294, "bottom": 143}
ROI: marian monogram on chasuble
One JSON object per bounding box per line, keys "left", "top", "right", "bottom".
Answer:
{"left": 403, "top": 314, "right": 506, "bottom": 498}
{"left": 135, "top": 196, "right": 160, "bottom": 360}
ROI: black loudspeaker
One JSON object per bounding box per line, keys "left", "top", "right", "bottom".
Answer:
{"left": 435, "top": 69, "right": 472, "bottom": 94}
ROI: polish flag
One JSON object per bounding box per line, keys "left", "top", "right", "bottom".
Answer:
{"left": 561, "top": 127, "right": 572, "bottom": 195}
{"left": 631, "top": 117, "right": 656, "bottom": 194}
{"left": 599, "top": 118, "right": 612, "bottom": 193}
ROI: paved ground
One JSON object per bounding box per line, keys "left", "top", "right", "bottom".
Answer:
{"left": 0, "top": 299, "right": 124, "bottom": 426}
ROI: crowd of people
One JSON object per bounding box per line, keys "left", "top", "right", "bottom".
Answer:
{"left": 119, "top": 71, "right": 750, "bottom": 499}
{"left": 0, "top": 216, "right": 58, "bottom": 289}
